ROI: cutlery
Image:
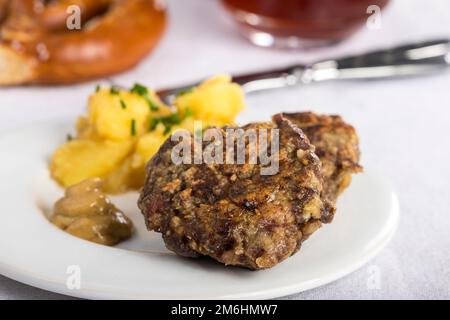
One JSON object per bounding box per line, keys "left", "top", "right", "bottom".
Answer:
{"left": 157, "top": 39, "right": 450, "bottom": 104}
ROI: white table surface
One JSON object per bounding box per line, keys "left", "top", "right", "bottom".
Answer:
{"left": 1, "top": 0, "right": 450, "bottom": 300}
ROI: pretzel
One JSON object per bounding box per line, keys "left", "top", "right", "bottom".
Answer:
{"left": 0, "top": 0, "right": 166, "bottom": 85}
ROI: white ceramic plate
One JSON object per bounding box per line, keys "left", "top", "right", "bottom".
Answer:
{"left": 0, "top": 119, "right": 399, "bottom": 300}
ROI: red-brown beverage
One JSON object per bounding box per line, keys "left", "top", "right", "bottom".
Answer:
{"left": 222, "top": 0, "right": 389, "bottom": 48}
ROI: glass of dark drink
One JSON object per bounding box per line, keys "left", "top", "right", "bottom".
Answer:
{"left": 221, "top": 0, "right": 390, "bottom": 48}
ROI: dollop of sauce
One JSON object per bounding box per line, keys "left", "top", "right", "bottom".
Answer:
{"left": 51, "top": 178, "right": 133, "bottom": 246}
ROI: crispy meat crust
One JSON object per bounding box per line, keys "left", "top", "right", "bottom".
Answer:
{"left": 281, "top": 112, "right": 363, "bottom": 204}
{"left": 138, "top": 115, "right": 334, "bottom": 269}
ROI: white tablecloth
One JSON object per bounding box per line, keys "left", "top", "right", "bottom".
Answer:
{"left": 1, "top": 0, "right": 449, "bottom": 300}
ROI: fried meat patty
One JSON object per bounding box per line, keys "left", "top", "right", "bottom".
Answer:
{"left": 281, "top": 112, "right": 362, "bottom": 204}
{"left": 138, "top": 115, "right": 334, "bottom": 269}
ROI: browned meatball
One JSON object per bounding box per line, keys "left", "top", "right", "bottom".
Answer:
{"left": 281, "top": 112, "right": 363, "bottom": 205}
{"left": 138, "top": 115, "right": 334, "bottom": 269}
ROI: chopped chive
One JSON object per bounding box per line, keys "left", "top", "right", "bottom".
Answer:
{"left": 131, "top": 119, "right": 136, "bottom": 136}
{"left": 130, "top": 83, "right": 159, "bottom": 111}
{"left": 66, "top": 133, "right": 73, "bottom": 141}
{"left": 110, "top": 86, "right": 120, "bottom": 95}
{"left": 95, "top": 84, "right": 100, "bottom": 92}
{"left": 149, "top": 113, "right": 182, "bottom": 134}
{"left": 147, "top": 97, "right": 159, "bottom": 111}
{"left": 149, "top": 118, "right": 158, "bottom": 131}
{"left": 130, "top": 83, "right": 148, "bottom": 95}
{"left": 120, "top": 99, "right": 127, "bottom": 110}
{"left": 163, "top": 125, "right": 172, "bottom": 135}
{"left": 176, "top": 87, "right": 194, "bottom": 97}
{"left": 165, "top": 113, "right": 181, "bottom": 124}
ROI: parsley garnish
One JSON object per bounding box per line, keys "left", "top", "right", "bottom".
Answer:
{"left": 176, "top": 87, "right": 194, "bottom": 97}
{"left": 131, "top": 119, "right": 137, "bottom": 136}
{"left": 120, "top": 100, "right": 127, "bottom": 110}
{"left": 162, "top": 113, "right": 182, "bottom": 125}
{"left": 95, "top": 85, "right": 100, "bottom": 92}
{"left": 130, "top": 83, "right": 159, "bottom": 111}
{"left": 147, "top": 98, "right": 159, "bottom": 111}
{"left": 130, "top": 83, "right": 148, "bottom": 95}
{"left": 194, "top": 128, "right": 203, "bottom": 137}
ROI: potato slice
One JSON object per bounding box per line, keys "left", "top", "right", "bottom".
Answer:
{"left": 103, "top": 130, "right": 168, "bottom": 193}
